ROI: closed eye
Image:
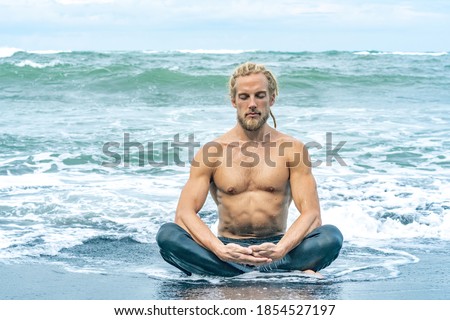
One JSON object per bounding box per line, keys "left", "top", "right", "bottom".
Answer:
{"left": 238, "top": 92, "right": 267, "bottom": 100}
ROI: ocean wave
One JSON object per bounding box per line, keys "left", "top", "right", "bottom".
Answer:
{"left": 0, "top": 228, "right": 103, "bottom": 259}
{"left": 84, "top": 67, "right": 228, "bottom": 93}
{"left": 0, "top": 47, "right": 22, "bottom": 58}
{"left": 354, "top": 51, "right": 448, "bottom": 56}
{"left": 0, "top": 48, "right": 71, "bottom": 59}
{"left": 176, "top": 49, "right": 258, "bottom": 54}
{"left": 2, "top": 49, "right": 447, "bottom": 59}
{"left": 27, "top": 50, "right": 72, "bottom": 55}
{"left": 14, "top": 59, "right": 65, "bottom": 69}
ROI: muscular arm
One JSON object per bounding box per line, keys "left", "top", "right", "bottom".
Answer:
{"left": 250, "top": 140, "right": 322, "bottom": 260}
{"left": 175, "top": 146, "right": 271, "bottom": 265}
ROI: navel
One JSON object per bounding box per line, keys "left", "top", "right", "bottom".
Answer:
{"left": 266, "top": 186, "right": 275, "bottom": 193}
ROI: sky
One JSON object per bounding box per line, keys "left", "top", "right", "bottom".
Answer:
{"left": 0, "top": 0, "right": 449, "bottom": 52}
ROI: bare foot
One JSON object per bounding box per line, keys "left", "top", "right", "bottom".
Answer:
{"left": 302, "top": 269, "right": 324, "bottom": 278}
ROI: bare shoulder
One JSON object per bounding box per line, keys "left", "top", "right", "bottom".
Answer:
{"left": 212, "top": 130, "right": 240, "bottom": 146}
{"left": 273, "top": 131, "right": 309, "bottom": 169}
{"left": 191, "top": 132, "right": 237, "bottom": 173}
{"left": 276, "top": 131, "right": 304, "bottom": 146}
{"left": 190, "top": 140, "right": 219, "bottom": 175}
{"left": 273, "top": 131, "right": 304, "bottom": 151}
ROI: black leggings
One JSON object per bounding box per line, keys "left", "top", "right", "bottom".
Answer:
{"left": 156, "top": 222, "right": 343, "bottom": 277}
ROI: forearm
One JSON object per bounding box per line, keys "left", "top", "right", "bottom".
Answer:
{"left": 175, "top": 210, "right": 224, "bottom": 255}
{"left": 276, "top": 211, "right": 321, "bottom": 256}
{"left": 175, "top": 210, "right": 271, "bottom": 265}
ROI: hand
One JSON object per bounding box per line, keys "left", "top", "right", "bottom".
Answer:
{"left": 248, "top": 242, "right": 286, "bottom": 261}
{"left": 216, "top": 243, "right": 272, "bottom": 266}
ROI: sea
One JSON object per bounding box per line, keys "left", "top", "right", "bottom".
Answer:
{"left": 1, "top": 48, "right": 449, "bottom": 298}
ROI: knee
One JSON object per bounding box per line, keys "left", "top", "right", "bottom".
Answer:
{"left": 319, "top": 225, "right": 343, "bottom": 252}
{"left": 156, "top": 222, "right": 183, "bottom": 251}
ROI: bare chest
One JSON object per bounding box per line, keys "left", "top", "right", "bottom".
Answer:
{"left": 213, "top": 146, "right": 289, "bottom": 194}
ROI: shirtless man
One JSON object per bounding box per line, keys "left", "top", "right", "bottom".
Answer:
{"left": 156, "top": 62, "right": 343, "bottom": 277}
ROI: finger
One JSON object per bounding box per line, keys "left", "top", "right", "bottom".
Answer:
{"left": 226, "top": 243, "right": 252, "bottom": 254}
{"left": 248, "top": 245, "right": 267, "bottom": 253}
{"left": 229, "top": 252, "right": 271, "bottom": 264}
{"left": 249, "top": 243, "right": 274, "bottom": 251}
{"left": 248, "top": 245, "right": 260, "bottom": 251}
{"left": 243, "top": 254, "right": 272, "bottom": 263}
{"left": 244, "top": 257, "right": 273, "bottom": 265}
{"left": 236, "top": 247, "right": 253, "bottom": 255}
{"left": 251, "top": 251, "right": 270, "bottom": 258}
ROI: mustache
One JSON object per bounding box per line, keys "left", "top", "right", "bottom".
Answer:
{"left": 245, "top": 111, "right": 261, "bottom": 116}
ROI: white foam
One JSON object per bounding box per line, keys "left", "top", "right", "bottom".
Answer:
{"left": 354, "top": 51, "right": 447, "bottom": 56}
{"left": 0, "top": 47, "right": 22, "bottom": 58}
{"left": 323, "top": 204, "right": 381, "bottom": 239}
{"left": 61, "top": 265, "right": 106, "bottom": 274}
{"left": 31, "top": 152, "right": 55, "bottom": 162}
{"left": 0, "top": 230, "right": 18, "bottom": 250}
{"left": 312, "top": 168, "right": 450, "bottom": 241}
{"left": 177, "top": 49, "right": 257, "bottom": 54}
{"left": 27, "top": 50, "right": 71, "bottom": 55}
{"left": 0, "top": 228, "right": 102, "bottom": 259}
{"left": 440, "top": 213, "right": 450, "bottom": 240}
{"left": 15, "top": 59, "right": 63, "bottom": 68}
{"left": 0, "top": 173, "right": 63, "bottom": 189}
{"left": 391, "top": 51, "right": 447, "bottom": 56}
{"left": 137, "top": 266, "right": 184, "bottom": 280}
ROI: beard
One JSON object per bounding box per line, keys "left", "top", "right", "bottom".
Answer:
{"left": 237, "top": 111, "right": 269, "bottom": 131}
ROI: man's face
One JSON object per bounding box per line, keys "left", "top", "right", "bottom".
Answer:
{"left": 232, "top": 73, "right": 275, "bottom": 132}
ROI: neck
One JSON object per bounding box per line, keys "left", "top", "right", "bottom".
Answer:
{"left": 234, "top": 123, "right": 271, "bottom": 142}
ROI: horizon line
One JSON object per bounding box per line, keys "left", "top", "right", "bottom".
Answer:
{"left": 1, "top": 47, "right": 448, "bottom": 58}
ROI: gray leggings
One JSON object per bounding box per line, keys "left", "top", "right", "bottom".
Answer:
{"left": 156, "top": 222, "right": 343, "bottom": 277}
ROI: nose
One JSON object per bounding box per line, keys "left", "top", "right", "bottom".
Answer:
{"left": 248, "top": 96, "right": 257, "bottom": 108}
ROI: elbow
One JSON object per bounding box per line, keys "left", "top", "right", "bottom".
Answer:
{"left": 174, "top": 209, "right": 189, "bottom": 229}
{"left": 315, "top": 216, "right": 322, "bottom": 228}
{"left": 313, "top": 212, "right": 322, "bottom": 228}
{"left": 174, "top": 210, "right": 183, "bottom": 225}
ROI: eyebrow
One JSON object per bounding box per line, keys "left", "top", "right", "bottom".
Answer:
{"left": 237, "top": 90, "right": 268, "bottom": 95}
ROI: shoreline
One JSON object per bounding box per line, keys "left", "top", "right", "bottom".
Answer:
{"left": 1, "top": 243, "right": 449, "bottom": 300}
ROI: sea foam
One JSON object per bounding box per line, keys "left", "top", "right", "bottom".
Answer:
{"left": 0, "top": 47, "right": 22, "bottom": 58}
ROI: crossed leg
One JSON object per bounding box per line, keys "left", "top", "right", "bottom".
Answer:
{"left": 156, "top": 222, "right": 343, "bottom": 277}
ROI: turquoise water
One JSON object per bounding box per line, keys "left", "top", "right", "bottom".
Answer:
{"left": 0, "top": 49, "right": 449, "bottom": 285}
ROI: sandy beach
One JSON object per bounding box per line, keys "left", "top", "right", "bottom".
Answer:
{"left": 1, "top": 240, "right": 449, "bottom": 300}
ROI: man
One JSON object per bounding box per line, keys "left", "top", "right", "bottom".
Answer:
{"left": 156, "top": 62, "right": 343, "bottom": 277}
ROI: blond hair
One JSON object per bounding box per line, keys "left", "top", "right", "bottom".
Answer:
{"left": 229, "top": 62, "right": 279, "bottom": 98}
{"left": 228, "top": 62, "right": 279, "bottom": 128}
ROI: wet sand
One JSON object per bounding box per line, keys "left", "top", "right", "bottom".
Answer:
{"left": 1, "top": 240, "right": 449, "bottom": 300}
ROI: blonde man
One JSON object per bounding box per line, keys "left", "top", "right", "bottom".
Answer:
{"left": 157, "top": 62, "right": 342, "bottom": 277}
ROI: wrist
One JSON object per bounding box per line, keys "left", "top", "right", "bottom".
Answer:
{"left": 275, "top": 242, "right": 290, "bottom": 258}
{"left": 211, "top": 241, "right": 226, "bottom": 259}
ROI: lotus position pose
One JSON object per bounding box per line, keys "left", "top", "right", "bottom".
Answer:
{"left": 156, "top": 62, "right": 343, "bottom": 277}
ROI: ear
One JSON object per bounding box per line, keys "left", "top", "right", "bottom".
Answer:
{"left": 269, "top": 93, "right": 276, "bottom": 106}
{"left": 231, "top": 97, "right": 237, "bottom": 108}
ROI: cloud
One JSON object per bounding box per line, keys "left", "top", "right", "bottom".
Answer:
{"left": 0, "top": 0, "right": 448, "bottom": 50}
{"left": 55, "top": 0, "right": 113, "bottom": 4}
{"left": 1, "top": 0, "right": 447, "bottom": 25}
